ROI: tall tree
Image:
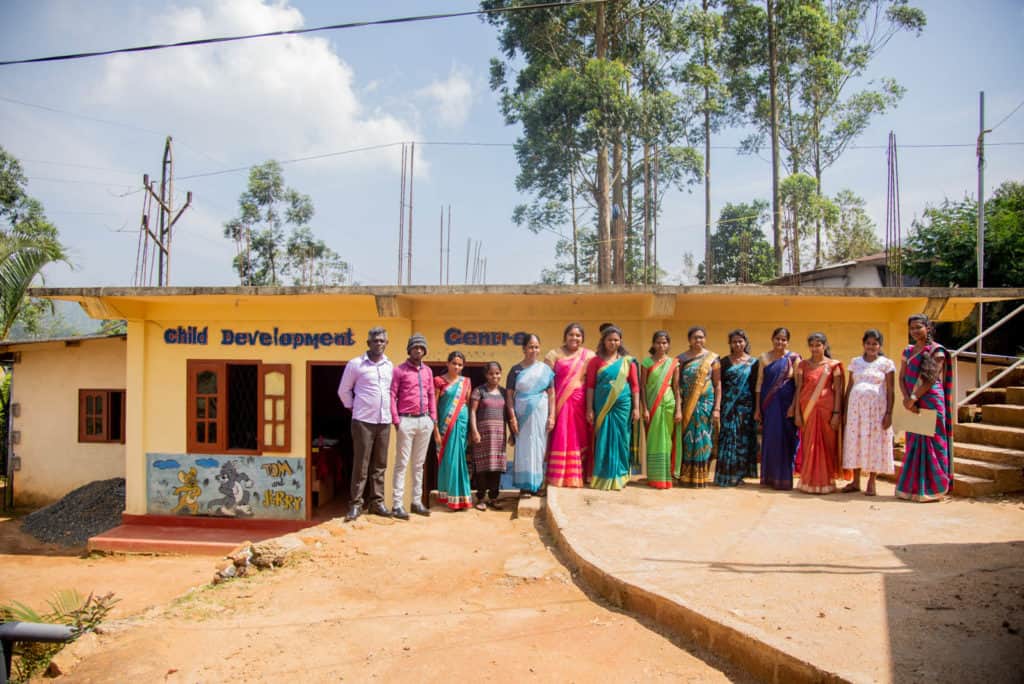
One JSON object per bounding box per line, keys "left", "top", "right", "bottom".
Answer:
{"left": 826, "top": 189, "right": 881, "bottom": 262}
{"left": 223, "top": 160, "right": 336, "bottom": 286}
{"left": 0, "top": 147, "right": 68, "bottom": 339}
{"left": 697, "top": 200, "right": 775, "bottom": 283}
{"left": 779, "top": 172, "right": 837, "bottom": 274}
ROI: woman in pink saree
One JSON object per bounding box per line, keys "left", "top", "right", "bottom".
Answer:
{"left": 545, "top": 323, "right": 595, "bottom": 487}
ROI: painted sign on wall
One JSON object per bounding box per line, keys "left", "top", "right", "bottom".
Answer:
{"left": 146, "top": 453, "right": 306, "bottom": 520}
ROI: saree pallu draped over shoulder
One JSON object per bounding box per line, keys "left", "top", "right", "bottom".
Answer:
{"left": 896, "top": 343, "right": 953, "bottom": 502}
{"left": 546, "top": 348, "right": 594, "bottom": 487}
{"left": 676, "top": 351, "right": 717, "bottom": 488}
{"left": 591, "top": 356, "right": 634, "bottom": 491}
{"left": 760, "top": 352, "right": 799, "bottom": 490}
{"left": 642, "top": 356, "right": 678, "bottom": 489}
{"left": 436, "top": 376, "right": 473, "bottom": 510}
{"left": 796, "top": 360, "right": 844, "bottom": 494}
{"left": 513, "top": 362, "right": 554, "bottom": 493}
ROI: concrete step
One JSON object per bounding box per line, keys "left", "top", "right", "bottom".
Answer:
{"left": 954, "top": 442, "right": 1024, "bottom": 467}
{"left": 1008, "top": 387, "right": 1024, "bottom": 404}
{"left": 955, "top": 422, "right": 1024, "bottom": 450}
{"left": 888, "top": 458, "right": 999, "bottom": 497}
{"left": 894, "top": 446, "right": 1023, "bottom": 488}
{"left": 963, "top": 387, "right": 1006, "bottom": 405}
{"left": 981, "top": 404, "right": 1024, "bottom": 428}
{"left": 88, "top": 523, "right": 283, "bottom": 556}
{"left": 987, "top": 367, "right": 1024, "bottom": 388}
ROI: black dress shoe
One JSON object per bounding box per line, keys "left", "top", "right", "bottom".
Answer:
{"left": 344, "top": 505, "right": 361, "bottom": 522}
{"left": 368, "top": 503, "right": 392, "bottom": 517}
{"left": 392, "top": 506, "right": 410, "bottom": 520}
{"left": 410, "top": 502, "right": 431, "bottom": 517}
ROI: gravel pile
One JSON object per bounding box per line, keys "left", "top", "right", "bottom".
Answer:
{"left": 21, "top": 478, "right": 125, "bottom": 547}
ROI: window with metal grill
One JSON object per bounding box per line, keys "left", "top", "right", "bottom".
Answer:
{"left": 186, "top": 360, "right": 291, "bottom": 454}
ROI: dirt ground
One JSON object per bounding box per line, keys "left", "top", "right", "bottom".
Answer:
{"left": 0, "top": 514, "right": 212, "bottom": 620}
{"left": 1, "top": 507, "right": 751, "bottom": 682}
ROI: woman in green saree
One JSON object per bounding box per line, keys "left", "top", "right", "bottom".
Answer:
{"left": 641, "top": 330, "right": 681, "bottom": 489}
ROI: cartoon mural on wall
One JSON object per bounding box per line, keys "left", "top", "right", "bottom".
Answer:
{"left": 147, "top": 454, "right": 305, "bottom": 519}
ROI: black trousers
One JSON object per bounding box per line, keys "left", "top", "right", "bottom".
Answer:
{"left": 475, "top": 471, "right": 501, "bottom": 501}
{"left": 350, "top": 419, "right": 391, "bottom": 507}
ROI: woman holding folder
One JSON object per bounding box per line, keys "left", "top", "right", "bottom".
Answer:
{"left": 896, "top": 314, "right": 953, "bottom": 502}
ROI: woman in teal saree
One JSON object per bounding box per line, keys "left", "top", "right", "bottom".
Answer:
{"left": 586, "top": 325, "right": 640, "bottom": 491}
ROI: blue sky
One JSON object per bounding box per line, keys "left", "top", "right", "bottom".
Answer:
{"left": 0, "top": 0, "right": 1021, "bottom": 288}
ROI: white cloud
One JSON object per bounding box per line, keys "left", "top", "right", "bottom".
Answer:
{"left": 416, "top": 65, "right": 474, "bottom": 128}
{"left": 88, "top": 0, "right": 418, "bottom": 172}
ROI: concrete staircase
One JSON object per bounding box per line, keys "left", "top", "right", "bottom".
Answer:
{"left": 892, "top": 367, "right": 1024, "bottom": 497}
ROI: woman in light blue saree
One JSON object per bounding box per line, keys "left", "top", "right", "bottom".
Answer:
{"left": 507, "top": 334, "right": 555, "bottom": 497}
{"left": 586, "top": 325, "right": 640, "bottom": 491}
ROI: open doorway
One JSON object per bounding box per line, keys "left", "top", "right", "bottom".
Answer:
{"left": 421, "top": 362, "right": 489, "bottom": 508}
{"left": 307, "top": 362, "right": 352, "bottom": 520}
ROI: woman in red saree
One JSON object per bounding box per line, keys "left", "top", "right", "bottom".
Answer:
{"left": 545, "top": 323, "right": 595, "bottom": 487}
{"left": 793, "top": 332, "right": 845, "bottom": 494}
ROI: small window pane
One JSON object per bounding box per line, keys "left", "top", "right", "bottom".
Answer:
{"left": 264, "top": 423, "right": 273, "bottom": 446}
{"left": 208, "top": 422, "right": 217, "bottom": 442}
{"left": 86, "top": 395, "right": 95, "bottom": 414}
{"left": 196, "top": 422, "right": 206, "bottom": 443}
{"left": 208, "top": 398, "right": 217, "bottom": 419}
{"left": 197, "top": 397, "right": 206, "bottom": 419}
{"left": 264, "top": 371, "right": 285, "bottom": 397}
{"left": 276, "top": 399, "right": 285, "bottom": 420}
{"left": 275, "top": 424, "right": 285, "bottom": 446}
{"left": 264, "top": 398, "right": 273, "bottom": 419}
{"left": 197, "top": 370, "right": 217, "bottom": 395}
{"left": 95, "top": 395, "right": 103, "bottom": 413}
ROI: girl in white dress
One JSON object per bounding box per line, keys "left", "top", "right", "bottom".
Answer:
{"left": 842, "top": 329, "right": 896, "bottom": 496}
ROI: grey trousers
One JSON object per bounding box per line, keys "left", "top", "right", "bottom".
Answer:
{"left": 350, "top": 419, "right": 391, "bottom": 508}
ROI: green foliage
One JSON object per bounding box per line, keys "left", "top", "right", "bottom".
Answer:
{"left": 904, "top": 181, "right": 1024, "bottom": 288}
{"left": 223, "top": 161, "right": 345, "bottom": 286}
{"left": 0, "top": 146, "right": 69, "bottom": 340}
{"left": 697, "top": 200, "right": 776, "bottom": 283}
{"left": 780, "top": 172, "right": 838, "bottom": 273}
{"left": 0, "top": 590, "right": 119, "bottom": 682}
{"left": 827, "top": 189, "right": 881, "bottom": 262}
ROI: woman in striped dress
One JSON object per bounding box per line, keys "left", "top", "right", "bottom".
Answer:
{"left": 896, "top": 314, "right": 953, "bottom": 502}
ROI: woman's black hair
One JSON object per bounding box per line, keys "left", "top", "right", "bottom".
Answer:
{"left": 649, "top": 330, "right": 671, "bottom": 356}
{"left": 687, "top": 325, "right": 707, "bottom": 342}
{"left": 522, "top": 332, "right": 541, "bottom": 350}
{"left": 447, "top": 350, "right": 465, "bottom": 363}
{"left": 727, "top": 329, "right": 751, "bottom": 354}
{"left": 771, "top": 327, "right": 791, "bottom": 341}
{"left": 907, "top": 314, "right": 934, "bottom": 343}
{"left": 862, "top": 328, "right": 885, "bottom": 355}
{"left": 597, "top": 325, "right": 629, "bottom": 357}
{"left": 484, "top": 360, "right": 502, "bottom": 373}
{"left": 562, "top": 322, "right": 585, "bottom": 342}
{"left": 807, "top": 331, "right": 832, "bottom": 358}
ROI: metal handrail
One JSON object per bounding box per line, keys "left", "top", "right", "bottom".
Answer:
{"left": 950, "top": 301, "right": 1024, "bottom": 415}
{"left": 0, "top": 621, "right": 75, "bottom": 684}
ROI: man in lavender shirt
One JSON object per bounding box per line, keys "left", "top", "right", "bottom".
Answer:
{"left": 390, "top": 333, "right": 437, "bottom": 519}
{"left": 337, "top": 327, "right": 394, "bottom": 522}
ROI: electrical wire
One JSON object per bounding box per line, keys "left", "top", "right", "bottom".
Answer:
{"left": 989, "top": 98, "right": 1024, "bottom": 132}
{"left": 0, "top": 1, "right": 607, "bottom": 67}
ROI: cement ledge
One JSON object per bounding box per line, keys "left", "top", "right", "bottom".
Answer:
{"left": 544, "top": 487, "right": 848, "bottom": 684}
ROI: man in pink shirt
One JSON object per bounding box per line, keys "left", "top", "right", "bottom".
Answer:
{"left": 390, "top": 333, "right": 437, "bottom": 519}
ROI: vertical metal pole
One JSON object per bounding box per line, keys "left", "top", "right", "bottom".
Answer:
{"left": 976, "top": 92, "right": 985, "bottom": 388}
{"left": 407, "top": 142, "right": 415, "bottom": 286}
{"left": 439, "top": 206, "right": 444, "bottom": 285}
{"left": 398, "top": 144, "right": 406, "bottom": 285}
{"left": 446, "top": 205, "right": 452, "bottom": 286}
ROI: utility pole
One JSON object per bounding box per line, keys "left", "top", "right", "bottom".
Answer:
{"left": 767, "top": 0, "right": 783, "bottom": 276}
{"left": 136, "top": 136, "right": 191, "bottom": 287}
{"left": 397, "top": 144, "right": 407, "bottom": 285}
{"left": 976, "top": 91, "right": 991, "bottom": 388}
{"left": 439, "top": 206, "right": 444, "bottom": 285}
{"left": 406, "top": 142, "right": 415, "bottom": 285}
{"left": 446, "top": 205, "right": 452, "bottom": 286}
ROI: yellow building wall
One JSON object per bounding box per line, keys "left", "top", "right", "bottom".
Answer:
{"left": 79, "top": 290, "right": 967, "bottom": 517}
{"left": 9, "top": 337, "right": 126, "bottom": 506}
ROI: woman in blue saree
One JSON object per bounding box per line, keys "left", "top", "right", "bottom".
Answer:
{"left": 586, "top": 325, "right": 640, "bottom": 491}
{"left": 897, "top": 314, "right": 953, "bottom": 502}
{"left": 675, "top": 326, "right": 720, "bottom": 487}
{"left": 715, "top": 329, "right": 759, "bottom": 486}
{"left": 433, "top": 351, "right": 473, "bottom": 510}
{"left": 755, "top": 327, "right": 801, "bottom": 490}
{"left": 507, "top": 334, "right": 555, "bottom": 497}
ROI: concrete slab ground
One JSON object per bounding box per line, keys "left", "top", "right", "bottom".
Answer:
{"left": 547, "top": 481, "right": 1024, "bottom": 684}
